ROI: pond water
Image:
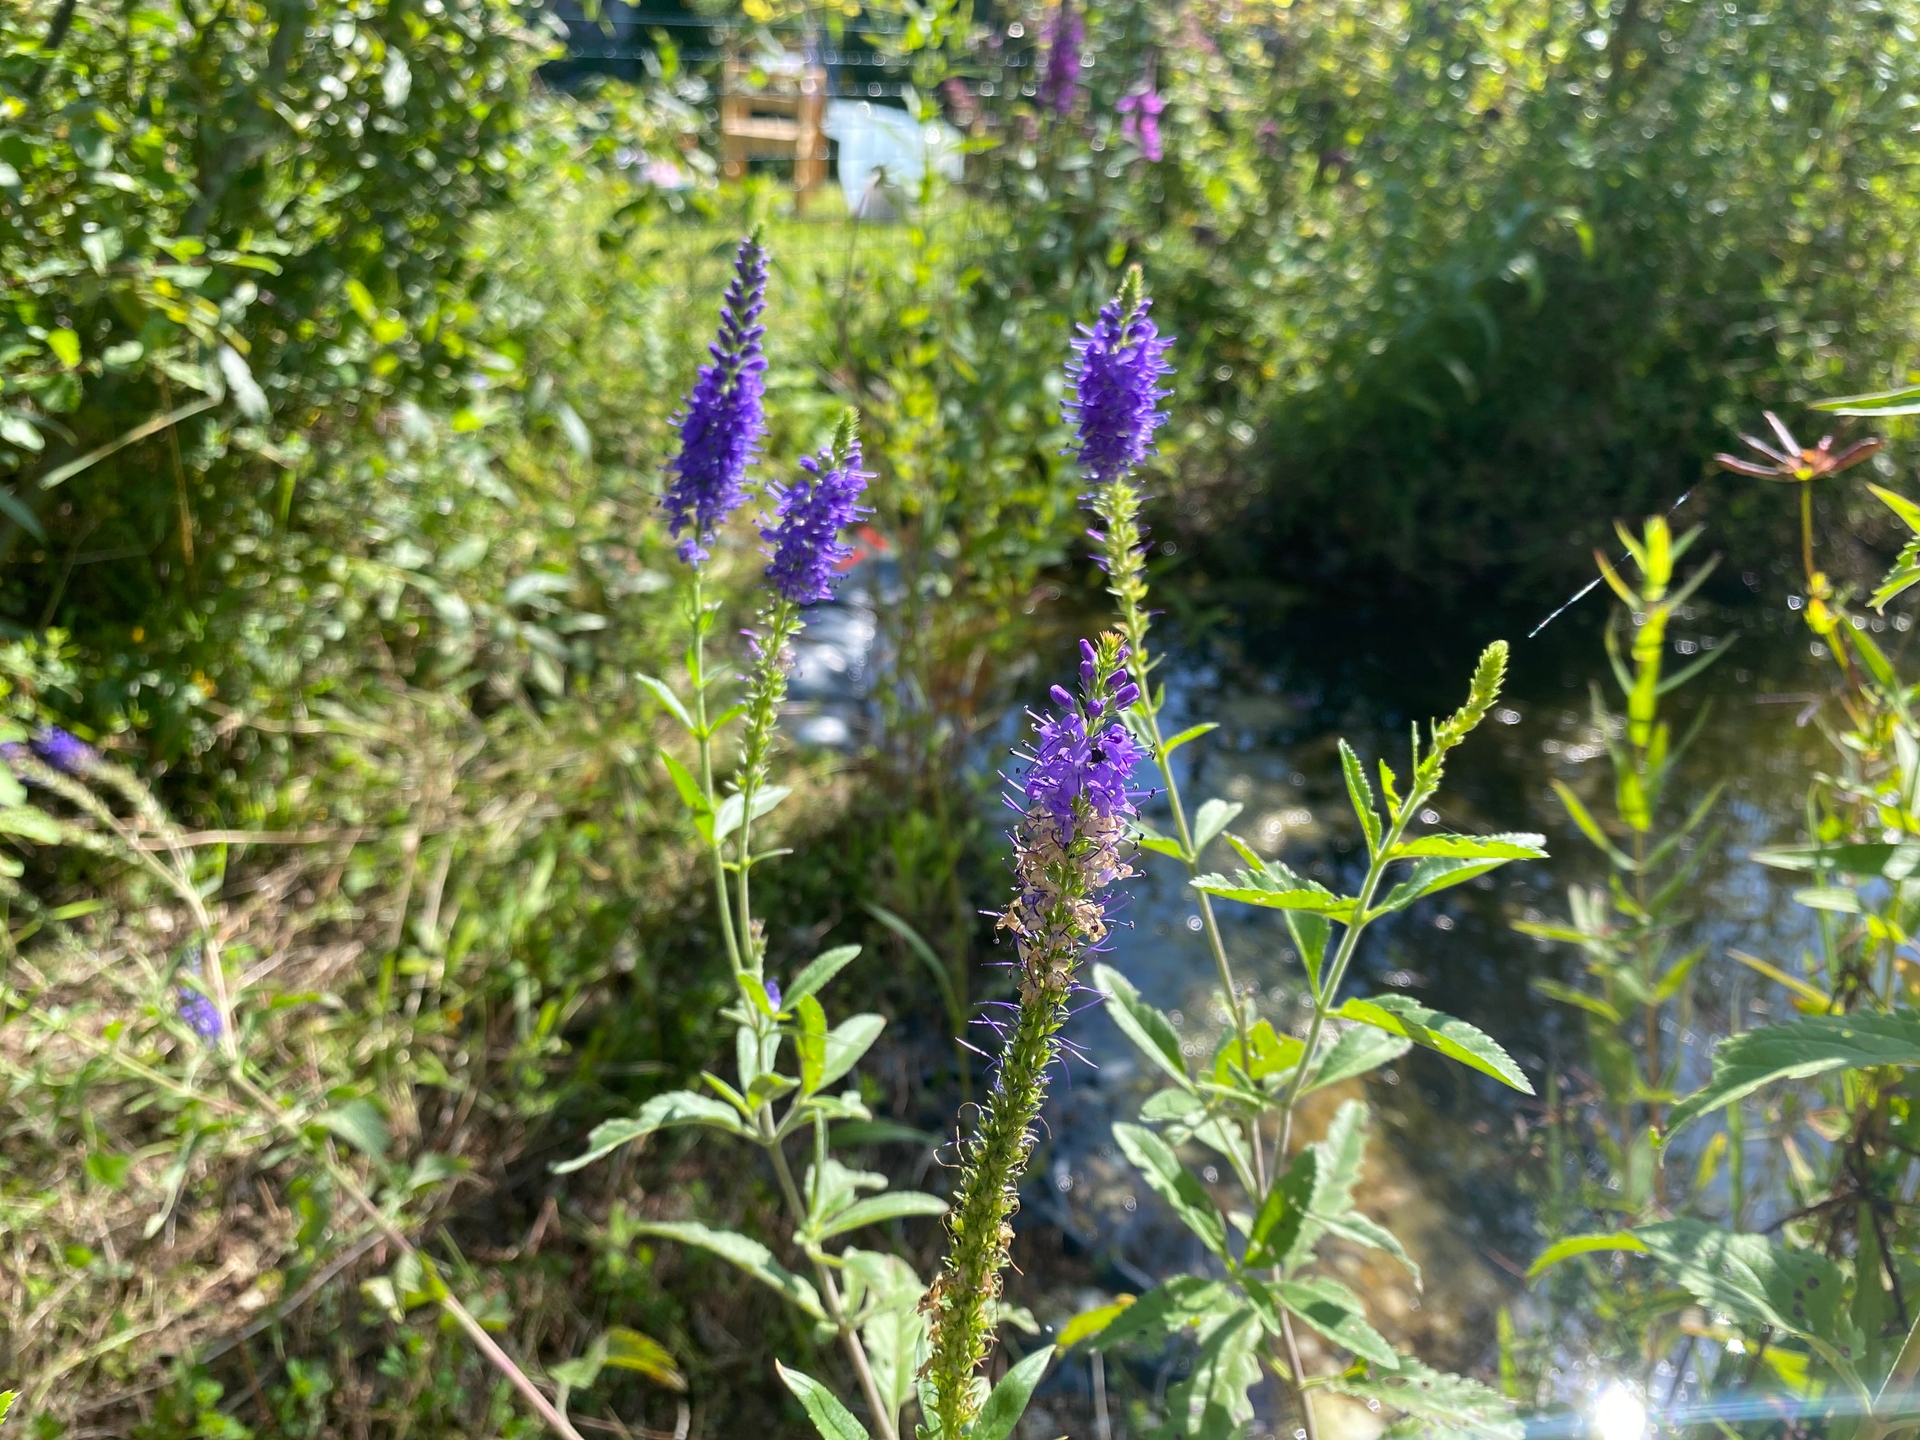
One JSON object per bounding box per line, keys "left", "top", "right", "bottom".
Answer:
{"left": 1000, "top": 582, "right": 1890, "bottom": 1436}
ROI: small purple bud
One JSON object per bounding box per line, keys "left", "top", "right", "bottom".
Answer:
{"left": 764, "top": 975, "right": 783, "bottom": 1011}
{"left": 1049, "top": 684, "right": 1076, "bottom": 711}
{"left": 1078, "top": 638, "right": 1098, "bottom": 694}
{"left": 1111, "top": 682, "right": 1141, "bottom": 711}
{"left": 177, "top": 988, "right": 222, "bottom": 1041}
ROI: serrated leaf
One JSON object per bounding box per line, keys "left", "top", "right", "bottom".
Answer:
{"left": 776, "top": 1362, "right": 871, "bottom": 1440}
{"left": 1340, "top": 741, "right": 1383, "bottom": 854}
{"left": 812, "top": 1191, "right": 948, "bottom": 1240}
{"left": 972, "top": 1345, "right": 1053, "bottom": 1440}
{"left": 1339, "top": 996, "right": 1533, "bottom": 1093}
{"left": 1087, "top": 1276, "right": 1239, "bottom": 1351}
{"left": 1192, "top": 872, "right": 1357, "bottom": 921}
{"left": 1328, "top": 1357, "right": 1521, "bottom": 1440}
{"left": 1094, "top": 963, "right": 1191, "bottom": 1088}
{"left": 1305, "top": 1025, "right": 1412, "bottom": 1093}
{"left": 1213, "top": 1018, "right": 1303, "bottom": 1085}
{"left": 787, "top": 945, "right": 861, "bottom": 1006}
{"left": 1137, "top": 833, "right": 1186, "bottom": 859}
{"left": 1667, "top": 1012, "right": 1920, "bottom": 1135}
{"left": 1277, "top": 1276, "right": 1398, "bottom": 1367}
{"left": 819, "top": 1014, "right": 884, "bottom": 1091}
{"left": 1632, "top": 1219, "right": 1853, "bottom": 1367}
{"left": 552, "top": 1091, "right": 754, "bottom": 1174}
{"left": 1374, "top": 855, "right": 1506, "bottom": 913}
{"left": 1391, "top": 832, "right": 1546, "bottom": 860}
{"left": 1525, "top": 1231, "right": 1648, "bottom": 1280}
{"left": 634, "top": 1221, "right": 824, "bottom": 1319}
{"left": 1114, "top": 1123, "right": 1228, "bottom": 1258}
{"left": 318, "top": 1098, "right": 389, "bottom": 1157}
{"left": 1058, "top": 1296, "right": 1135, "bottom": 1350}
{"left": 1321, "top": 1211, "right": 1421, "bottom": 1287}
{"left": 1163, "top": 1304, "right": 1262, "bottom": 1439}
{"left": 1308, "top": 1098, "right": 1369, "bottom": 1219}
{"left": 1192, "top": 798, "right": 1244, "bottom": 856}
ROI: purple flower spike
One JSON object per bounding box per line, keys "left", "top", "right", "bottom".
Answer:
{"left": 1117, "top": 81, "right": 1166, "bottom": 161}
{"left": 663, "top": 235, "right": 770, "bottom": 565}
{"left": 1065, "top": 288, "right": 1174, "bottom": 488}
{"left": 1038, "top": 2, "right": 1084, "bottom": 115}
{"left": 32, "top": 726, "right": 96, "bottom": 775}
{"left": 762, "top": 419, "right": 871, "bottom": 605}
{"left": 178, "top": 987, "right": 222, "bottom": 1041}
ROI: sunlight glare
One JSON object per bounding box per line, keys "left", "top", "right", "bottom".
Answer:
{"left": 1592, "top": 1383, "right": 1649, "bottom": 1440}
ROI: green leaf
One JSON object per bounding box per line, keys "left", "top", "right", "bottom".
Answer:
{"left": 1320, "top": 1211, "right": 1421, "bottom": 1288}
{"left": 1192, "top": 798, "right": 1244, "bottom": 856}
{"left": 1113, "top": 1123, "right": 1228, "bottom": 1258}
{"left": 1245, "top": 1146, "right": 1317, "bottom": 1269}
{"left": 1525, "top": 1232, "right": 1648, "bottom": 1280}
{"left": 1667, "top": 1012, "right": 1920, "bottom": 1135}
{"left": 659, "top": 751, "right": 711, "bottom": 830}
{"left": 1340, "top": 740, "right": 1383, "bottom": 855}
{"left": 634, "top": 672, "right": 695, "bottom": 732}
{"left": 818, "top": 1014, "right": 885, "bottom": 1091}
{"left": 1550, "top": 779, "right": 1632, "bottom": 869}
{"left": 1087, "top": 1277, "right": 1239, "bottom": 1351}
{"left": 1531, "top": 978, "right": 1623, "bottom": 1025}
{"left": 972, "top": 1345, "right": 1053, "bottom": 1440}
{"left": 787, "top": 944, "right": 862, "bottom": 1006}
{"left": 1307, "top": 1098, "right": 1370, "bottom": 1221}
{"left": 1162, "top": 722, "right": 1219, "bottom": 755}
{"left": 1327, "top": 1357, "right": 1522, "bottom": 1440}
{"left": 1373, "top": 855, "right": 1507, "bottom": 913}
{"left": 1391, "top": 832, "right": 1547, "bottom": 860}
{"left": 1136, "top": 832, "right": 1187, "bottom": 860}
{"left": 1751, "top": 841, "right": 1920, "bottom": 878}
{"left": 318, "top": 1098, "right": 390, "bottom": 1157}
{"left": 602, "top": 1327, "right": 686, "bottom": 1390}
{"left": 1815, "top": 384, "right": 1920, "bottom": 415}
{"left": 47, "top": 329, "right": 81, "bottom": 368}
{"left": 1632, "top": 1219, "right": 1854, "bottom": 1367}
{"left": 776, "top": 1362, "right": 871, "bottom": 1440}
{"left": 842, "top": 1249, "right": 926, "bottom": 1423}
{"left": 1276, "top": 1276, "right": 1398, "bottom": 1367}
{"left": 1212, "top": 1018, "right": 1303, "bottom": 1085}
{"left": 714, "top": 785, "right": 791, "bottom": 843}
{"left": 85, "top": 1150, "right": 132, "bottom": 1190}
{"left": 796, "top": 995, "right": 828, "bottom": 1094}
{"left": 811, "top": 1191, "right": 948, "bottom": 1241}
{"left": 633, "top": 1221, "right": 824, "bottom": 1319}
{"left": 0, "top": 485, "right": 44, "bottom": 542}
{"left": 863, "top": 903, "right": 961, "bottom": 1028}
{"left": 1093, "top": 963, "right": 1191, "bottom": 1088}
{"left": 1304, "top": 1024, "right": 1411, "bottom": 1092}
{"left": 1192, "top": 871, "right": 1356, "bottom": 921}
{"left": 552, "top": 1090, "right": 754, "bottom": 1174}
{"left": 1338, "top": 996, "right": 1533, "bottom": 1094}
{"left": 1287, "top": 909, "right": 1331, "bottom": 998}
{"left": 1162, "top": 1304, "right": 1262, "bottom": 1440}
{"left": 1058, "top": 1296, "right": 1136, "bottom": 1350}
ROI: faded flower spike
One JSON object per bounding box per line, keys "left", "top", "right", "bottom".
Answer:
{"left": 1037, "top": 0, "right": 1085, "bottom": 116}
{"left": 1714, "top": 411, "right": 1880, "bottom": 483}
{"left": 1065, "top": 268, "right": 1174, "bottom": 488}
{"left": 762, "top": 411, "right": 870, "bottom": 605}
{"left": 922, "top": 632, "right": 1141, "bottom": 1437}
{"left": 662, "top": 233, "right": 770, "bottom": 564}
{"left": 178, "top": 986, "right": 222, "bottom": 1041}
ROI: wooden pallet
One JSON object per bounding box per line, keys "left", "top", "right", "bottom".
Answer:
{"left": 720, "top": 52, "right": 828, "bottom": 201}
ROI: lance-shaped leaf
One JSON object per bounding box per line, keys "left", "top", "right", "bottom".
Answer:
{"left": 1094, "top": 963, "right": 1192, "bottom": 1089}
{"left": 1303, "top": 1024, "right": 1411, "bottom": 1093}
{"left": 1244, "top": 1147, "right": 1317, "bottom": 1270}
{"left": 786, "top": 944, "right": 861, "bottom": 1006}
{"left": 973, "top": 1346, "right": 1054, "bottom": 1440}
{"left": 776, "top": 1363, "right": 871, "bottom": 1440}
{"left": 1751, "top": 841, "right": 1920, "bottom": 879}
{"left": 1192, "top": 798, "right": 1244, "bottom": 856}
{"left": 1666, "top": 1012, "right": 1920, "bottom": 1135}
{"left": 1274, "top": 1275, "right": 1398, "bottom": 1367}
{"left": 818, "top": 1014, "right": 885, "bottom": 1092}
{"left": 1339, "top": 741, "right": 1383, "bottom": 855}
{"left": 1390, "top": 832, "right": 1547, "bottom": 860}
{"left": 808, "top": 1191, "right": 948, "bottom": 1242}
{"left": 1087, "top": 1277, "right": 1240, "bottom": 1351}
{"left": 795, "top": 995, "right": 829, "bottom": 1093}
{"left": 635, "top": 672, "right": 696, "bottom": 733}
{"left": 1192, "top": 864, "right": 1357, "bottom": 921}
{"left": 1162, "top": 1305, "right": 1263, "bottom": 1439}
{"left": 1114, "top": 1123, "right": 1228, "bottom": 1259}
{"left": 1373, "top": 855, "right": 1510, "bottom": 914}
{"left": 1058, "top": 1296, "right": 1136, "bottom": 1350}
{"left": 1328, "top": 1357, "right": 1522, "bottom": 1440}
{"left": 552, "top": 1090, "right": 756, "bottom": 1174}
{"left": 1526, "top": 1231, "right": 1649, "bottom": 1280}
{"left": 632, "top": 1221, "right": 824, "bottom": 1319}
{"left": 1339, "top": 995, "right": 1533, "bottom": 1093}
{"left": 713, "top": 784, "right": 791, "bottom": 843}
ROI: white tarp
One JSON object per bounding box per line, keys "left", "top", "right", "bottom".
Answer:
{"left": 823, "top": 100, "right": 963, "bottom": 217}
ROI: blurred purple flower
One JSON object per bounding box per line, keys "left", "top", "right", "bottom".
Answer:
{"left": 663, "top": 235, "right": 769, "bottom": 564}
{"left": 32, "top": 726, "right": 96, "bottom": 775}
{"left": 1038, "top": 3, "right": 1084, "bottom": 115}
{"left": 1117, "top": 81, "right": 1166, "bottom": 161}
{"left": 762, "top": 428, "right": 871, "bottom": 605}
{"left": 178, "top": 987, "right": 222, "bottom": 1041}
{"left": 764, "top": 975, "right": 783, "bottom": 1010}
{"left": 1065, "top": 288, "right": 1174, "bottom": 487}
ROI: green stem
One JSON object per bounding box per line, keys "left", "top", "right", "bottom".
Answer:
{"left": 735, "top": 598, "right": 799, "bottom": 976}
{"left": 689, "top": 573, "right": 744, "bottom": 975}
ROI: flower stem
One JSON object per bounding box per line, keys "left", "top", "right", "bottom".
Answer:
{"left": 688, "top": 572, "right": 744, "bottom": 975}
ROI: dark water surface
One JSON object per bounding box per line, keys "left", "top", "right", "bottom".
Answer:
{"left": 1004, "top": 585, "right": 1897, "bottom": 1433}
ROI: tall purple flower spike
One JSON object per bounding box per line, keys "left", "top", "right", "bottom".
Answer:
{"left": 663, "top": 235, "right": 770, "bottom": 564}
{"left": 1065, "top": 287, "right": 1174, "bottom": 487}
{"left": 1117, "top": 81, "right": 1166, "bottom": 161}
{"left": 1038, "top": 2, "right": 1085, "bottom": 116}
{"left": 762, "top": 422, "right": 871, "bottom": 605}
{"left": 1017, "top": 637, "right": 1144, "bottom": 830}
